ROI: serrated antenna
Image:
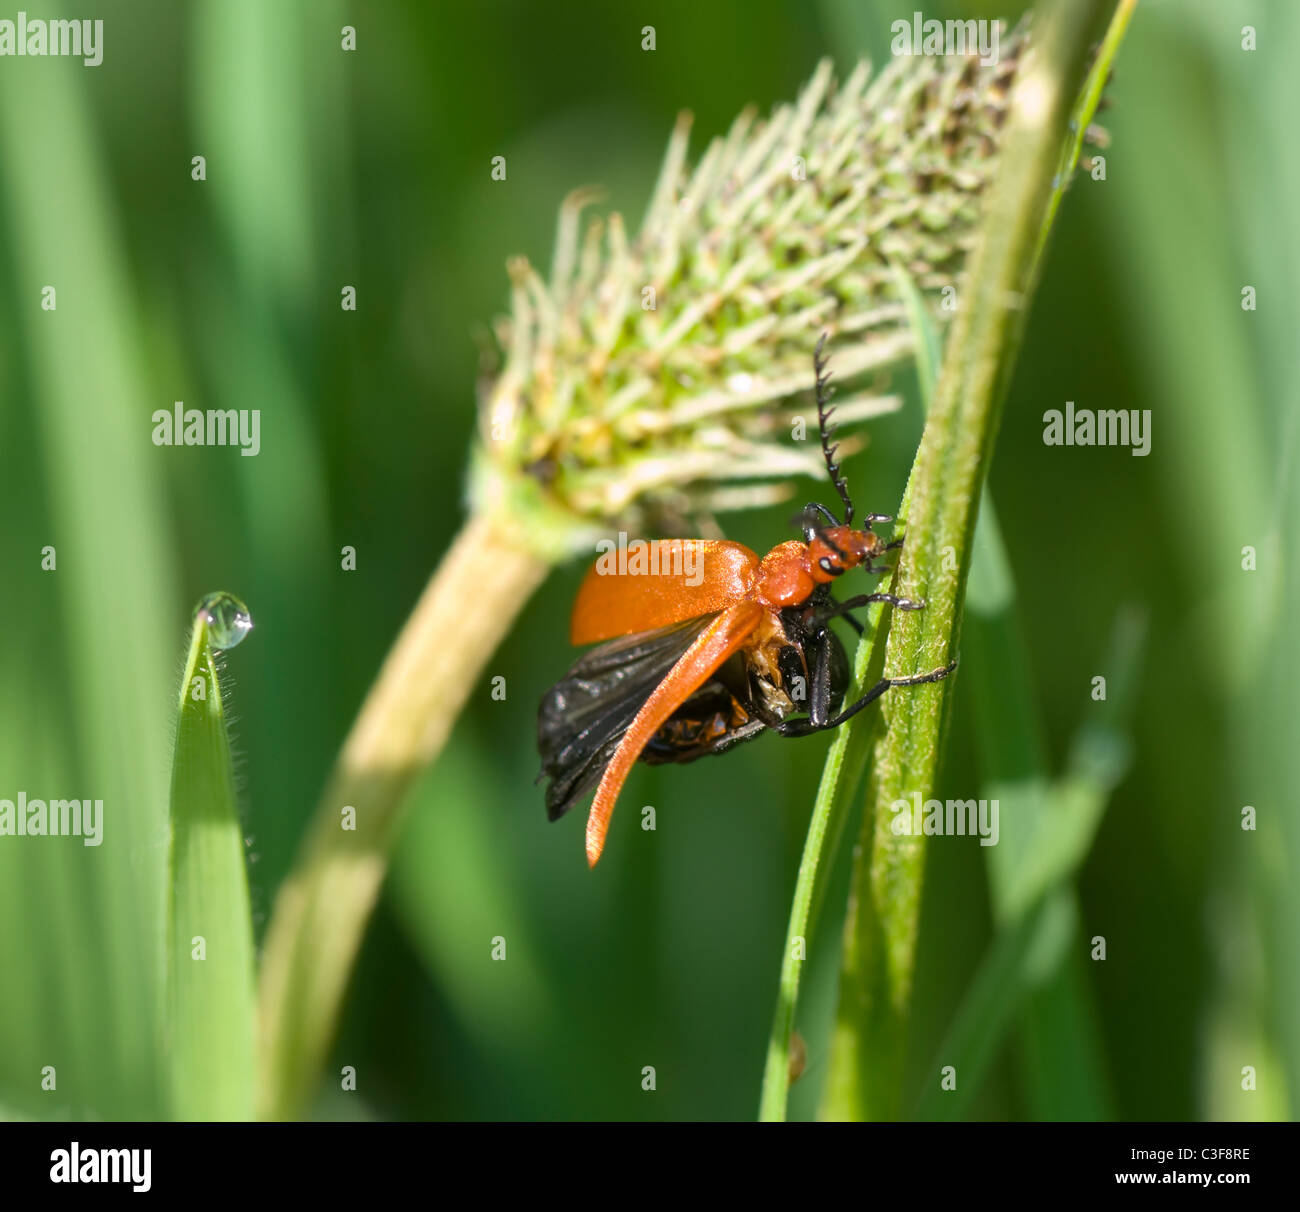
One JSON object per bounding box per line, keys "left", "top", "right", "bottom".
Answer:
{"left": 813, "top": 333, "right": 854, "bottom": 526}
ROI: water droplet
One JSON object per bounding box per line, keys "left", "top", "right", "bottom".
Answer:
{"left": 196, "top": 591, "right": 253, "bottom": 650}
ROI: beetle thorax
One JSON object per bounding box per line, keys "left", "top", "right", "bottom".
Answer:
{"left": 755, "top": 527, "right": 886, "bottom": 608}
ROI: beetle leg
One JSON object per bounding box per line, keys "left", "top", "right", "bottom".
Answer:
{"left": 821, "top": 591, "right": 926, "bottom": 617}
{"left": 803, "top": 629, "right": 836, "bottom": 727}
{"left": 688, "top": 718, "right": 768, "bottom": 756}
{"left": 773, "top": 658, "right": 957, "bottom": 737}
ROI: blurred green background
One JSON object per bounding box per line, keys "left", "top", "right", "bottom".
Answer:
{"left": 0, "top": 0, "right": 1295, "bottom": 1121}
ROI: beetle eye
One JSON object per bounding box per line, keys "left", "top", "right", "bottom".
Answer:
{"left": 819, "top": 556, "right": 835, "bottom": 573}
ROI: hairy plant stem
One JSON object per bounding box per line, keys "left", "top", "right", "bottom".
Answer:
{"left": 819, "top": 0, "right": 1126, "bottom": 1121}
{"left": 256, "top": 511, "right": 548, "bottom": 1120}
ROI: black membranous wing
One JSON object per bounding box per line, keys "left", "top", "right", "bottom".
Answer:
{"left": 537, "top": 615, "right": 720, "bottom": 822}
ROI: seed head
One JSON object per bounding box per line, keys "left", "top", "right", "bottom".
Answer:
{"left": 473, "top": 26, "right": 1028, "bottom": 556}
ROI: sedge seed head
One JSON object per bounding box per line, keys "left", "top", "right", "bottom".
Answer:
{"left": 473, "top": 24, "right": 1029, "bottom": 557}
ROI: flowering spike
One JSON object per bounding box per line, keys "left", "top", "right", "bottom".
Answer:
{"left": 474, "top": 26, "right": 1031, "bottom": 555}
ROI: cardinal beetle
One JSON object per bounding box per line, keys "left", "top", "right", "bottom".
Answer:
{"left": 537, "top": 335, "right": 956, "bottom": 866}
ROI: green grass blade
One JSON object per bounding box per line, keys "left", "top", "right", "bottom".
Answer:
{"left": 759, "top": 262, "right": 945, "bottom": 1122}
{"left": 890, "top": 263, "right": 942, "bottom": 410}
{"left": 167, "top": 597, "right": 256, "bottom": 1120}
{"left": 822, "top": 0, "right": 1126, "bottom": 1121}
{"left": 0, "top": 29, "right": 178, "bottom": 1118}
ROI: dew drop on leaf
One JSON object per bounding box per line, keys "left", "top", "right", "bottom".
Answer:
{"left": 196, "top": 591, "right": 253, "bottom": 650}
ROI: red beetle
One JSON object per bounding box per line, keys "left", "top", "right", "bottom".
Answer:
{"left": 538, "top": 337, "right": 955, "bottom": 865}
